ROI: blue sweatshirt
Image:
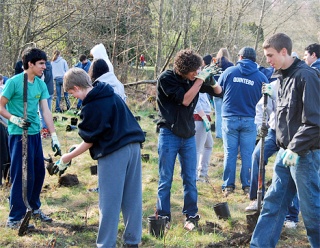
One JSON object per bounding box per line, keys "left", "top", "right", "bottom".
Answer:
{"left": 218, "top": 59, "right": 268, "bottom": 117}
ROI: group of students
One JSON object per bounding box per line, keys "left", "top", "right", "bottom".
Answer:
{"left": 195, "top": 42, "right": 320, "bottom": 234}
{"left": 0, "top": 33, "right": 319, "bottom": 248}
{"left": 155, "top": 33, "right": 319, "bottom": 248}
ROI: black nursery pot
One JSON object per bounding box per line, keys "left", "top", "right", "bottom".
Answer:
{"left": 66, "top": 125, "right": 78, "bottom": 132}
{"left": 71, "top": 117, "right": 78, "bottom": 125}
{"left": 213, "top": 202, "right": 231, "bottom": 220}
{"left": 90, "top": 165, "right": 98, "bottom": 175}
{"left": 147, "top": 215, "right": 166, "bottom": 238}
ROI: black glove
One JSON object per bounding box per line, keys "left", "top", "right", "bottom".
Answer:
{"left": 257, "top": 124, "right": 268, "bottom": 138}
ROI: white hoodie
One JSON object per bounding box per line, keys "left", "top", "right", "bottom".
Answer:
{"left": 90, "top": 43, "right": 114, "bottom": 73}
{"left": 95, "top": 73, "right": 127, "bottom": 103}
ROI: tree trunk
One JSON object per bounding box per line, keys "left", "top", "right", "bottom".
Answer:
{"left": 0, "top": 0, "right": 4, "bottom": 63}
{"left": 254, "top": 0, "right": 266, "bottom": 51}
{"left": 154, "top": 0, "right": 164, "bottom": 78}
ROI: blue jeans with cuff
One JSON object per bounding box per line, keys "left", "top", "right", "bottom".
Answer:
{"left": 250, "top": 148, "right": 320, "bottom": 248}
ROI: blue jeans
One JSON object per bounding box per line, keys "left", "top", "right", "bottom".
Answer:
{"left": 250, "top": 129, "right": 279, "bottom": 199}
{"left": 55, "top": 77, "right": 70, "bottom": 111}
{"left": 157, "top": 128, "right": 198, "bottom": 220}
{"left": 222, "top": 116, "right": 256, "bottom": 190}
{"left": 250, "top": 128, "right": 299, "bottom": 222}
{"left": 251, "top": 148, "right": 320, "bottom": 248}
{"left": 39, "top": 95, "right": 52, "bottom": 129}
{"left": 213, "top": 97, "right": 222, "bottom": 138}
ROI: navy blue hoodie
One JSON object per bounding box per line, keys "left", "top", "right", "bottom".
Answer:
{"left": 78, "top": 82, "right": 145, "bottom": 160}
{"left": 218, "top": 59, "right": 268, "bottom": 117}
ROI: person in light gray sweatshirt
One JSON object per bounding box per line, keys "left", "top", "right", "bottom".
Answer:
{"left": 51, "top": 50, "right": 70, "bottom": 112}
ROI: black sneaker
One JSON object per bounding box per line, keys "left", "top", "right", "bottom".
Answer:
{"left": 223, "top": 186, "right": 234, "bottom": 197}
{"left": 123, "top": 244, "right": 138, "bottom": 248}
{"left": 32, "top": 209, "right": 52, "bottom": 222}
{"left": 184, "top": 214, "right": 200, "bottom": 231}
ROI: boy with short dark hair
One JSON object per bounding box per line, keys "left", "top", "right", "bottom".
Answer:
{"left": 54, "top": 68, "right": 145, "bottom": 247}
{"left": 303, "top": 43, "right": 320, "bottom": 71}
{"left": 0, "top": 47, "right": 61, "bottom": 229}
{"left": 250, "top": 33, "right": 320, "bottom": 248}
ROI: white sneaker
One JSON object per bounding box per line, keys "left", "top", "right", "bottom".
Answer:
{"left": 284, "top": 220, "right": 297, "bottom": 229}
{"left": 245, "top": 200, "right": 258, "bottom": 212}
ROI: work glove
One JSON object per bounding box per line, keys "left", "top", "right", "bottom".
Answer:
{"left": 9, "top": 115, "right": 31, "bottom": 130}
{"left": 195, "top": 65, "right": 220, "bottom": 82}
{"left": 52, "top": 158, "right": 71, "bottom": 175}
{"left": 52, "top": 145, "right": 77, "bottom": 175}
{"left": 262, "top": 83, "right": 273, "bottom": 97}
{"left": 281, "top": 149, "right": 299, "bottom": 167}
{"left": 201, "top": 115, "right": 211, "bottom": 132}
{"left": 51, "top": 132, "right": 62, "bottom": 156}
{"left": 203, "top": 76, "right": 218, "bottom": 88}
{"left": 257, "top": 124, "right": 268, "bottom": 138}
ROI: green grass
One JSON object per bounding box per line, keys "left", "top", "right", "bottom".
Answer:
{"left": 0, "top": 93, "right": 310, "bottom": 247}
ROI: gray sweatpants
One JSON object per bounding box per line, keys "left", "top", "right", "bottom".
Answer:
{"left": 96, "top": 143, "right": 142, "bottom": 248}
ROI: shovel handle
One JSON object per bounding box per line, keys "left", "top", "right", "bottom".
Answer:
{"left": 257, "top": 93, "right": 269, "bottom": 211}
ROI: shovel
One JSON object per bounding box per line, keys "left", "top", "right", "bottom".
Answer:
{"left": 18, "top": 73, "right": 33, "bottom": 236}
{"left": 246, "top": 93, "right": 268, "bottom": 233}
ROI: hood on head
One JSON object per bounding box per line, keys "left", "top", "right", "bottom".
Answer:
{"left": 90, "top": 43, "right": 114, "bottom": 73}
{"left": 91, "top": 44, "right": 109, "bottom": 60}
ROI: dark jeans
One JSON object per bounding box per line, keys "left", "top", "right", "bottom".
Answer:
{"left": 55, "top": 77, "right": 70, "bottom": 111}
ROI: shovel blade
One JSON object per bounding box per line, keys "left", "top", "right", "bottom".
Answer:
{"left": 246, "top": 211, "right": 260, "bottom": 233}
{"left": 18, "top": 210, "right": 32, "bottom": 236}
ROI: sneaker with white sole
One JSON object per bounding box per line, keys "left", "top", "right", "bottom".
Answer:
{"left": 284, "top": 220, "right": 297, "bottom": 229}
{"left": 6, "top": 220, "right": 35, "bottom": 230}
{"left": 32, "top": 209, "right": 52, "bottom": 222}
{"left": 245, "top": 200, "right": 258, "bottom": 212}
{"left": 184, "top": 214, "right": 200, "bottom": 231}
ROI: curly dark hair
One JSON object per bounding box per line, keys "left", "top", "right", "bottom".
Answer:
{"left": 173, "top": 49, "right": 202, "bottom": 76}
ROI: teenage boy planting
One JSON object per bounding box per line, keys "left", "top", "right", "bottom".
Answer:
{"left": 53, "top": 68, "right": 145, "bottom": 248}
